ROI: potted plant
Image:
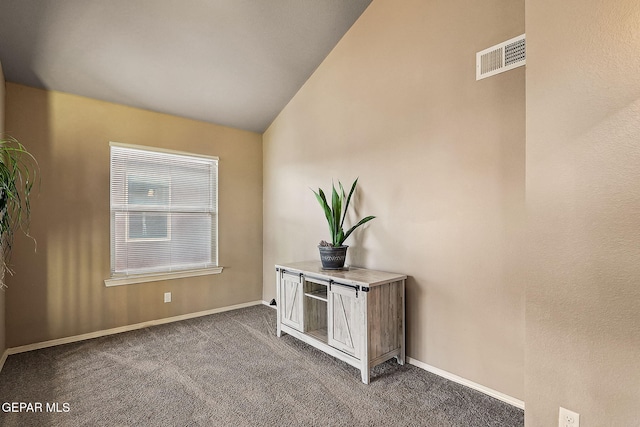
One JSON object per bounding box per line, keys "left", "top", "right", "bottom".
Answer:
{"left": 0, "top": 135, "right": 38, "bottom": 289}
{"left": 312, "top": 178, "right": 375, "bottom": 270}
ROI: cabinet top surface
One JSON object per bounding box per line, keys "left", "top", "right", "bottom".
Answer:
{"left": 275, "top": 261, "right": 406, "bottom": 287}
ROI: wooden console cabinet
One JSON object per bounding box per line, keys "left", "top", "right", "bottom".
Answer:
{"left": 275, "top": 261, "right": 406, "bottom": 384}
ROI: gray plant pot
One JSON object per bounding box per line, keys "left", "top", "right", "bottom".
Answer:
{"left": 318, "top": 245, "right": 348, "bottom": 270}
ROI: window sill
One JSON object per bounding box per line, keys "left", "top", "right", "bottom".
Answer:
{"left": 104, "top": 267, "right": 223, "bottom": 287}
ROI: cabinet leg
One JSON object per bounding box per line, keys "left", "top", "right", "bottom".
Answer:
{"left": 361, "top": 369, "right": 370, "bottom": 384}
{"left": 397, "top": 344, "right": 406, "bottom": 365}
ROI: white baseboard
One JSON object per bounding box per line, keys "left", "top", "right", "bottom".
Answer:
{"left": 7, "top": 300, "right": 263, "bottom": 356}
{"left": 407, "top": 357, "right": 525, "bottom": 410}
{"left": 261, "top": 300, "right": 276, "bottom": 309}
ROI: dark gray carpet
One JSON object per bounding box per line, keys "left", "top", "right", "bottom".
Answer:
{"left": 0, "top": 305, "right": 523, "bottom": 426}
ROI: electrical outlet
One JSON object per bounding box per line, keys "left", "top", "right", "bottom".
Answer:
{"left": 559, "top": 407, "right": 579, "bottom": 427}
{"left": 164, "top": 292, "right": 171, "bottom": 303}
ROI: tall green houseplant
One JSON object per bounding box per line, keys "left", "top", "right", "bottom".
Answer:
{"left": 0, "top": 136, "right": 38, "bottom": 289}
{"left": 312, "top": 178, "right": 375, "bottom": 269}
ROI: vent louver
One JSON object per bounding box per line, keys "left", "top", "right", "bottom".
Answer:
{"left": 476, "top": 34, "right": 525, "bottom": 80}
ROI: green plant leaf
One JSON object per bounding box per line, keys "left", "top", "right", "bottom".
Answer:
{"left": 340, "top": 178, "right": 358, "bottom": 230}
{"left": 331, "top": 183, "right": 342, "bottom": 246}
{"left": 312, "top": 188, "right": 334, "bottom": 238}
{"left": 341, "top": 215, "right": 376, "bottom": 244}
{"left": 0, "top": 135, "right": 40, "bottom": 284}
{"left": 313, "top": 178, "right": 376, "bottom": 247}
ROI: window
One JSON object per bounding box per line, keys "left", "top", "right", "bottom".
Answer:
{"left": 106, "top": 143, "right": 220, "bottom": 286}
{"left": 126, "top": 175, "right": 171, "bottom": 241}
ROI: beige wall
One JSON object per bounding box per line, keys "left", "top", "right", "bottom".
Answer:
{"left": 5, "top": 83, "right": 263, "bottom": 347}
{"left": 525, "top": 0, "right": 640, "bottom": 425}
{"left": 263, "top": 0, "right": 525, "bottom": 400}
{"left": 0, "top": 62, "right": 5, "bottom": 357}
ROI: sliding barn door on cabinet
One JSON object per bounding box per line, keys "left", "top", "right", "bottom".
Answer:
{"left": 280, "top": 272, "right": 304, "bottom": 332}
{"left": 327, "top": 283, "right": 362, "bottom": 358}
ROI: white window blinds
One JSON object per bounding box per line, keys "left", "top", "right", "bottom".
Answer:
{"left": 110, "top": 143, "right": 218, "bottom": 278}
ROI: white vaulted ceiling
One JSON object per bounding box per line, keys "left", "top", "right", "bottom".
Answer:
{"left": 0, "top": 0, "right": 371, "bottom": 132}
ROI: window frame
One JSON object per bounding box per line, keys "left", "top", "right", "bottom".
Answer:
{"left": 105, "top": 142, "right": 222, "bottom": 287}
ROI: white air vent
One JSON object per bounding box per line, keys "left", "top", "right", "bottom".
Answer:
{"left": 476, "top": 34, "right": 525, "bottom": 80}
